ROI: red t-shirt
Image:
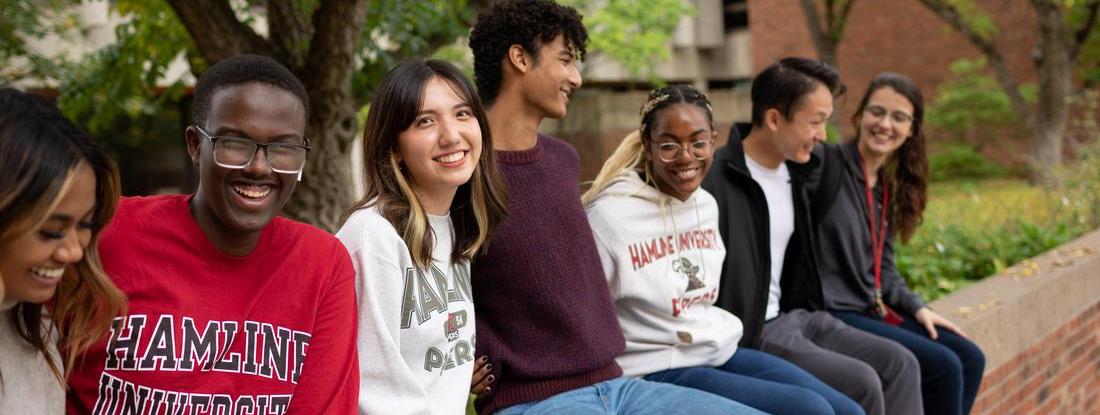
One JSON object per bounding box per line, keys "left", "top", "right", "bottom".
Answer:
{"left": 67, "top": 195, "right": 358, "bottom": 414}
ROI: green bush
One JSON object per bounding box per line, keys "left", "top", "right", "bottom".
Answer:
{"left": 899, "top": 117, "right": 1100, "bottom": 301}
{"left": 925, "top": 58, "right": 1035, "bottom": 148}
{"left": 928, "top": 142, "right": 1008, "bottom": 181}
{"left": 897, "top": 218, "right": 1086, "bottom": 301}
{"left": 1064, "top": 90, "right": 1100, "bottom": 228}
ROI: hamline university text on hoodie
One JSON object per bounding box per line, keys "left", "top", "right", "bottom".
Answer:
{"left": 585, "top": 170, "right": 744, "bottom": 378}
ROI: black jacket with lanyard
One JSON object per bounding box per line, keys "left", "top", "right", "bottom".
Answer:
{"left": 701, "top": 123, "right": 837, "bottom": 348}
{"left": 813, "top": 141, "right": 927, "bottom": 318}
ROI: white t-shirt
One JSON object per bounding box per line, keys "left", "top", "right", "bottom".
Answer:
{"left": 337, "top": 206, "right": 474, "bottom": 415}
{"left": 745, "top": 155, "right": 795, "bottom": 321}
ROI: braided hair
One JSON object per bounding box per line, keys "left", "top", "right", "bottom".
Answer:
{"left": 582, "top": 85, "right": 714, "bottom": 206}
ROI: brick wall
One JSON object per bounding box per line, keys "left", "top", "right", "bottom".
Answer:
{"left": 748, "top": 0, "right": 1038, "bottom": 121}
{"left": 746, "top": 0, "right": 1041, "bottom": 164}
{"left": 968, "top": 300, "right": 1100, "bottom": 415}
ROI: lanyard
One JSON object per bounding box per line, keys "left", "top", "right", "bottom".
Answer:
{"left": 862, "top": 162, "right": 889, "bottom": 301}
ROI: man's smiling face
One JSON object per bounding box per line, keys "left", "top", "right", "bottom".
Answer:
{"left": 187, "top": 82, "right": 307, "bottom": 237}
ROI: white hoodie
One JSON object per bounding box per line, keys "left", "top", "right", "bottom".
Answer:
{"left": 585, "top": 170, "right": 743, "bottom": 377}
{"left": 337, "top": 205, "right": 475, "bottom": 415}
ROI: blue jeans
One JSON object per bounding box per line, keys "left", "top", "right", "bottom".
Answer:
{"left": 493, "top": 377, "right": 764, "bottom": 415}
{"left": 833, "top": 311, "right": 985, "bottom": 415}
{"left": 644, "top": 348, "right": 864, "bottom": 415}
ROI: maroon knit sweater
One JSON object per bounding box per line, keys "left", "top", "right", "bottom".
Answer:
{"left": 472, "top": 134, "right": 625, "bottom": 413}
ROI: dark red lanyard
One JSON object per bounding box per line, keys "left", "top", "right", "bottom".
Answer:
{"left": 863, "top": 163, "right": 889, "bottom": 297}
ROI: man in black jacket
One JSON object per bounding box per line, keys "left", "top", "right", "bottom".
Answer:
{"left": 702, "top": 57, "right": 922, "bottom": 415}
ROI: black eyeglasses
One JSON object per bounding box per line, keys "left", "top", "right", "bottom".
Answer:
{"left": 194, "top": 126, "right": 311, "bottom": 174}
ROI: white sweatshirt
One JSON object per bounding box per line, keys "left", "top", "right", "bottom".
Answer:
{"left": 0, "top": 302, "right": 64, "bottom": 414}
{"left": 337, "top": 205, "right": 475, "bottom": 415}
{"left": 585, "top": 170, "right": 743, "bottom": 377}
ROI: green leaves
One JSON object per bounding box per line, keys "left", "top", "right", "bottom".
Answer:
{"left": 561, "top": 0, "right": 693, "bottom": 85}
{"left": 56, "top": 0, "right": 195, "bottom": 135}
{"left": 0, "top": 0, "right": 83, "bottom": 83}
{"left": 926, "top": 58, "right": 1036, "bottom": 147}
{"left": 354, "top": 0, "right": 472, "bottom": 100}
{"left": 896, "top": 178, "right": 1092, "bottom": 300}
{"left": 941, "top": 0, "right": 1000, "bottom": 40}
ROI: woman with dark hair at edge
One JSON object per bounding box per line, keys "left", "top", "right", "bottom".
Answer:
{"left": 583, "top": 84, "right": 861, "bottom": 415}
{"left": 811, "top": 73, "right": 985, "bottom": 415}
{"left": 0, "top": 87, "right": 126, "bottom": 412}
{"left": 336, "top": 59, "right": 509, "bottom": 415}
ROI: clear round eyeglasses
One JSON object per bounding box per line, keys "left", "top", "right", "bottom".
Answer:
{"left": 654, "top": 139, "right": 715, "bottom": 162}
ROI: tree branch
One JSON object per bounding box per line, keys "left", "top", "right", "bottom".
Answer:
{"left": 831, "top": 0, "right": 857, "bottom": 43}
{"left": 1069, "top": 1, "right": 1099, "bottom": 61}
{"left": 800, "top": 0, "right": 832, "bottom": 63}
{"left": 918, "top": 0, "right": 1033, "bottom": 126}
{"left": 300, "top": 0, "right": 369, "bottom": 94}
{"left": 266, "top": 0, "right": 312, "bottom": 71}
{"left": 165, "top": 0, "right": 270, "bottom": 63}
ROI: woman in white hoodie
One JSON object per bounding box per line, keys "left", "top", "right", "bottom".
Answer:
{"left": 336, "top": 60, "right": 508, "bottom": 415}
{"left": 582, "top": 85, "right": 862, "bottom": 415}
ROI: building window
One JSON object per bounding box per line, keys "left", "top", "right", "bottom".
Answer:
{"left": 724, "top": 0, "right": 748, "bottom": 32}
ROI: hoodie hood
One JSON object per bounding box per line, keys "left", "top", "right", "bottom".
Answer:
{"left": 593, "top": 169, "right": 704, "bottom": 207}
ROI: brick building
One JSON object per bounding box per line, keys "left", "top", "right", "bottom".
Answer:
{"left": 556, "top": 0, "right": 1053, "bottom": 180}
{"left": 749, "top": 0, "right": 1039, "bottom": 136}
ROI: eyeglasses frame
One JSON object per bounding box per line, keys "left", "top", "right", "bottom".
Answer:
{"left": 193, "top": 125, "right": 312, "bottom": 174}
{"left": 653, "top": 138, "right": 716, "bottom": 163}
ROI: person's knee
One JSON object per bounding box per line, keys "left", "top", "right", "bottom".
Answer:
{"left": 831, "top": 394, "right": 865, "bottom": 415}
{"left": 835, "top": 359, "right": 883, "bottom": 405}
{"left": 926, "top": 346, "right": 965, "bottom": 381}
{"left": 882, "top": 343, "right": 921, "bottom": 381}
{"left": 958, "top": 339, "right": 986, "bottom": 377}
{"left": 791, "top": 386, "right": 837, "bottom": 415}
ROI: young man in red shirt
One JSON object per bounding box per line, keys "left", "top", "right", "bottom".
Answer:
{"left": 67, "top": 55, "right": 358, "bottom": 414}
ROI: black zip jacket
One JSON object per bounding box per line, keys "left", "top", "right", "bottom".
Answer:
{"left": 700, "top": 123, "right": 825, "bottom": 348}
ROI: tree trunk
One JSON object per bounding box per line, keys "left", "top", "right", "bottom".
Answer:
{"left": 281, "top": 96, "right": 360, "bottom": 232}
{"left": 281, "top": 0, "right": 369, "bottom": 232}
{"left": 1029, "top": 1, "right": 1073, "bottom": 187}
{"left": 168, "top": 0, "right": 368, "bottom": 231}
{"left": 799, "top": 0, "right": 840, "bottom": 67}
{"left": 917, "top": 0, "right": 1081, "bottom": 187}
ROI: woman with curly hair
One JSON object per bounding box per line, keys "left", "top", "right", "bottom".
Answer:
{"left": 812, "top": 73, "right": 986, "bottom": 415}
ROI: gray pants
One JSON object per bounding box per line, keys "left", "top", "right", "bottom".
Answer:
{"left": 760, "top": 310, "right": 923, "bottom": 415}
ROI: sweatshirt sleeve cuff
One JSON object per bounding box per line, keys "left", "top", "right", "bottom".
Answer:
{"left": 899, "top": 294, "right": 926, "bottom": 316}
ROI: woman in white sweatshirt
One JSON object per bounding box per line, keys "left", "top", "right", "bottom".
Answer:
{"left": 336, "top": 60, "right": 508, "bottom": 415}
{"left": 582, "top": 85, "right": 862, "bottom": 415}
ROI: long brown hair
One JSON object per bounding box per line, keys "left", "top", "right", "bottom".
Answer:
{"left": 0, "top": 88, "right": 127, "bottom": 383}
{"left": 851, "top": 73, "right": 929, "bottom": 243}
{"left": 347, "top": 60, "right": 509, "bottom": 268}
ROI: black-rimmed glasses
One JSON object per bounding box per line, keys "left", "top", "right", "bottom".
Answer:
{"left": 194, "top": 126, "right": 311, "bottom": 174}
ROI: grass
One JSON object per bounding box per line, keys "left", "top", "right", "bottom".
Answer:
{"left": 896, "top": 177, "right": 1096, "bottom": 301}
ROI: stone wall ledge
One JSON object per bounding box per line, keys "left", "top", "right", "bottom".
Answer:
{"left": 929, "top": 228, "right": 1100, "bottom": 372}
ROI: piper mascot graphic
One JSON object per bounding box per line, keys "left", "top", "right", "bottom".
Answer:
{"left": 672, "top": 257, "right": 706, "bottom": 291}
